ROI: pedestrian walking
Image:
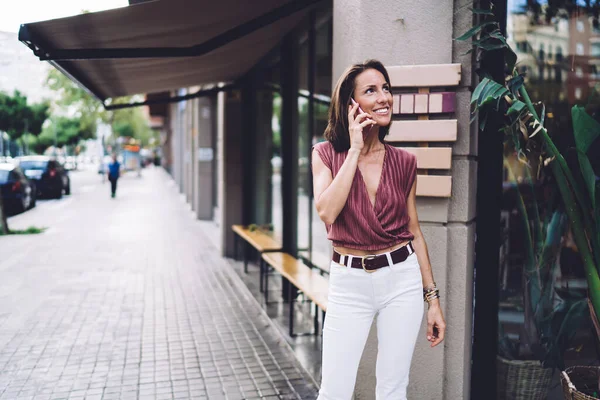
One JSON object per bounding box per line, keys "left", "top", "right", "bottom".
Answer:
{"left": 107, "top": 154, "right": 120, "bottom": 198}
{"left": 312, "top": 60, "right": 446, "bottom": 400}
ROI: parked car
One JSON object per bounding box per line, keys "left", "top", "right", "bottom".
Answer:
{"left": 0, "top": 163, "right": 36, "bottom": 213}
{"left": 15, "top": 156, "right": 70, "bottom": 199}
{"left": 64, "top": 156, "right": 77, "bottom": 171}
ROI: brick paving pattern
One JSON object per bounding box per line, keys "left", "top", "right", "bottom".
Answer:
{"left": 0, "top": 167, "right": 319, "bottom": 400}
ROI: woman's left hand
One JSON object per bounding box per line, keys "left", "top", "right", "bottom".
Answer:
{"left": 426, "top": 301, "right": 446, "bottom": 347}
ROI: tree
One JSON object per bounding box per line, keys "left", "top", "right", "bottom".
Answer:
{"left": 0, "top": 90, "right": 49, "bottom": 235}
{"left": 0, "top": 90, "right": 28, "bottom": 141}
{"left": 36, "top": 116, "right": 95, "bottom": 154}
{"left": 45, "top": 68, "right": 157, "bottom": 149}
{"left": 0, "top": 90, "right": 49, "bottom": 146}
{"left": 520, "top": 0, "right": 600, "bottom": 25}
{"left": 111, "top": 106, "right": 157, "bottom": 146}
{"left": 46, "top": 68, "right": 109, "bottom": 136}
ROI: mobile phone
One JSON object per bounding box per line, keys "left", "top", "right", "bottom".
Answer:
{"left": 351, "top": 98, "right": 365, "bottom": 114}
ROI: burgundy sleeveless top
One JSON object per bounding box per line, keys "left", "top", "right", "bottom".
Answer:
{"left": 313, "top": 141, "right": 417, "bottom": 251}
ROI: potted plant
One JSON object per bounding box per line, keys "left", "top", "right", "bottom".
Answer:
{"left": 457, "top": 6, "right": 600, "bottom": 399}
{"left": 497, "top": 157, "right": 589, "bottom": 400}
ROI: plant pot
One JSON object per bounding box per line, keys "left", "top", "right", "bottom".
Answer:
{"left": 561, "top": 366, "right": 600, "bottom": 399}
{"left": 496, "top": 356, "right": 553, "bottom": 400}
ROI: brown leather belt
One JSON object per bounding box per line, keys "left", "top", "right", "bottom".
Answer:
{"left": 332, "top": 242, "right": 415, "bottom": 273}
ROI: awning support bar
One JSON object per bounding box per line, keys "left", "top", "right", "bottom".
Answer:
{"left": 103, "top": 84, "right": 238, "bottom": 110}
{"left": 19, "top": 0, "right": 323, "bottom": 61}
{"left": 19, "top": 25, "right": 107, "bottom": 102}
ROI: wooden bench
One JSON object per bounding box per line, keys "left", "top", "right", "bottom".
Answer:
{"left": 386, "top": 63, "right": 461, "bottom": 197}
{"left": 262, "top": 252, "right": 329, "bottom": 337}
{"left": 298, "top": 250, "right": 331, "bottom": 275}
{"left": 232, "top": 224, "right": 282, "bottom": 274}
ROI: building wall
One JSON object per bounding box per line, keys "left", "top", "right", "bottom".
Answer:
{"left": 167, "top": 90, "right": 217, "bottom": 222}
{"left": 196, "top": 95, "right": 216, "bottom": 220}
{"left": 191, "top": 97, "right": 199, "bottom": 214}
{"left": 218, "top": 91, "right": 244, "bottom": 258}
{"left": 169, "top": 102, "right": 181, "bottom": 190}
{"left": 162, "top": 2, "right": 477, "bottom": 397}
{"left": 332, "top": 0, "right": 476, "bottom": 398}
{"left": 185, "top": 96, "right": 193, "bottom": 205}
{"left": 0, "top": 31, "right": 55, "bottom": 103}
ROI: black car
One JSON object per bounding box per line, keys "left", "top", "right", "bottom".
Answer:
{"left": 0, "top": 163, "right": 36, "bottom": 213}
{"left": 16, "top": 156, "right": 70, "bottom": 199}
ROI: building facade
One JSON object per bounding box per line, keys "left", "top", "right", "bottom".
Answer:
{"left": 160, "top": 1, "right": 477, "bottom": 398}
{"left": 20, "top": 0, "right": 600, "bottom": 398}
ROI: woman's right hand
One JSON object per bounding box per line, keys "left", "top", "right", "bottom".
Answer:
{"left": 348, "top": 103, "right": 374, "bottom": 151}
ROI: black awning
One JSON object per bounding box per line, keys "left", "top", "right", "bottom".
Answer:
{"left": 19, "top": 0, "right": 319, "bottom": 102}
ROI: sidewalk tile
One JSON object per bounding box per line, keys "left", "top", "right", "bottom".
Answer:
{"left": 1, "top": 168, "right": 318, "bottom": 400}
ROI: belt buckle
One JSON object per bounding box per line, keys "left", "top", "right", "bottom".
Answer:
{"left": 361, "top": 255, "right": 377, "bottom": 273}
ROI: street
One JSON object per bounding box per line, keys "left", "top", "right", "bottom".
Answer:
{"left": 0, "top": 166, "right": 318, "bottom": 400}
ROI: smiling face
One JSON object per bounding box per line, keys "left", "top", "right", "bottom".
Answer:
{"left": 352, "top": 68, "right": 393, "bottom": 127}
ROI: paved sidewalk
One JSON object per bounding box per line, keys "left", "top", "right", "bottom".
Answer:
{"left": 0, "top": 166, "right": 319, "bottom": 400}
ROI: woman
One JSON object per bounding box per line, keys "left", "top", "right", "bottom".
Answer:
{"left": 312, "top": 60, "right": 446, "bottom": 400}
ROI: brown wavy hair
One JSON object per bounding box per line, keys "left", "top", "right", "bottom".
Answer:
{"left": 324, "top": 59, "right": 392, "bottom": 152}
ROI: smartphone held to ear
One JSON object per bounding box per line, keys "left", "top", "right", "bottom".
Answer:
{"left": 351, "top": 98, "right": 365, "bottom": 114}
{"left": 351, "top": 98, "right": 374, "bottom": 135}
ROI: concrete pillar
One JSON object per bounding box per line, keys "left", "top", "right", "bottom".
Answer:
{"left": 175, "top": 98, "right": 185, "bottom": 193}
{"left": 169, "top": 102, "right": 182, "bottom": 189}
{"left": 219, "top": 90, "right": 244, "bottom": 258}
{"left": 196, "top": 95, "right": 216, "bottom": 220}
{"left": 192, "top": 97, "right": 199, "bottom": 214}
{"left": 185, "top": 94, "right": 194, "bottom": 205}
{"left": 216, "top": 91, "right": 225, "bottom": 229}
{"left": 332, "top": 0, "right": 476, "bottom": 398}
{"left": 251, "top": 89, "right": 274, "bottom": 225}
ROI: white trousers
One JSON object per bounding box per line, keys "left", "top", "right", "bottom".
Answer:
{"left": 317, "top": 252, "right": 424, "bottom": 400}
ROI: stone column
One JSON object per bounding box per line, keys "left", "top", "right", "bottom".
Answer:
{"left": 195, "top": 95, "right": 217, "bottom": 220}
{"left": 218, "top": 90, "right": 244, "bottom": 258}
{"left": 332, "top": 0, "right": 476, "bottom": 398}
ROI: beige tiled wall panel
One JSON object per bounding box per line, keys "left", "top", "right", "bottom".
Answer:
{"left": 400, "top": 94, "right": 414, "bottom": 114}
{"left": 429, "top": 93, "right": 444, "bottom": 113}
{"left": 416, "top": 175, "right": 452, "bottom": 197}
{"left": 401, "top": 147, "right": 452, "bottom": 169}
{"left": 413, "top": 94, "right": 429, "bottom": 114}
{"left": 388, "top": 63, "right": 461, "bottom": 87}
{"left": 387, "top": 120, "right": 458, "bottom": 142}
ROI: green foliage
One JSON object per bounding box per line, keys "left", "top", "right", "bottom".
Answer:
{"left": 45, "top": 68, "right": 156, "bottom": 148}
{"left": 27, "top": 101, "right": 50, "bottom": 136}
{"left": 113, "top": 120, "right": 135, "bottom": 138}
{"left": 46, "top": 68, "right": 108, "bottom": 136}
{"left": 500, "top": 160, "right": 588, "bottom": 368}
{"left": 0, "top": 90, "right": 49, "bottom": 141}
{"left": 458, "top": 6, "right": 600, "bottom": 366}
{"left": 42, "top": 116, "right": 94, "bottom": 148}
{"left": 111, "top": 107, "right": 155, "bottom": 146}
{"left": 272, "top": 93, "right": 282, "bottom": 154}
{"left": 0, "top": 226, "right": 46, "bottom": 236}
{"left": 519, "top": 0, "right": 600, "bottom": 26}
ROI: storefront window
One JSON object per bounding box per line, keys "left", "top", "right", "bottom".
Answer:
{"left": 497, "top": 3, "right": 599, "bottom": 396}
{"left": 272, "top": 92, "right": 283, "bottom": 242}
{"left": 309, "top": 101, "right": 331, "bottom": 262}
{"left": 296, "top": 8, "right": 333, "bottom": 267}
{"left": 297, "top": 16, "right": 311, "bottom": 254}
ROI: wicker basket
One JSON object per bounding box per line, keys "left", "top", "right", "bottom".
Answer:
{"left": 496, "top": 356, "right": 553, "bottom": 400}
{"left": 561, "top": 366, "right": 600, "bottom": 399}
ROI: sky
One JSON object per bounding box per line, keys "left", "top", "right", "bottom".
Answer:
{"left": 0, "top": 0, "right": 129, "bottom": 33}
